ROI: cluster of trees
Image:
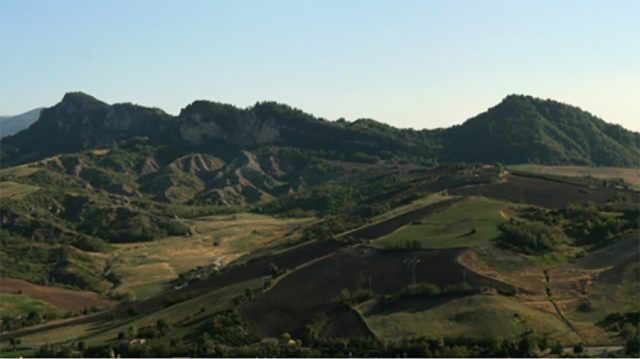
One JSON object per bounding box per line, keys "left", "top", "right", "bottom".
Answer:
{"left": 600, "top": 311, "right": 640, "bottom": 356}
{"left": 0, "top": 309, "right": 58, "bottom": 332}
{"left": 174, "top": 265, "right": 218, "bottom": 287}
{"left": 34, "top": 331, "right": 586, "bottom": 358}
{"left": 259, "top": 173, "right": 412, "bottom": 240}
{"left": 75, "top": 206, "right": 190, "bottom": 243}
{"left": 0, "top": 227, "right": 113, "bottom": 292}
{"left": 496, "top": 219, "right": 560, "bottom": 254}
{"left": 202, "top": 310, "right": 260, "bottom": 346}
{"left": 442, "top": 94, "right": 640, "bottom": 166}
{"left": 340, "top": 288, "right": 374, "bottom": 306}
{"left": 384, "top": 282, "right": 489, "bottom": 306}
{"left": 520, "top": 202, "right": 638, "bottom": 248}
{"left": 121, "top": 319, "right": 172, "bottom": 340}
{"left": 560, "top": 203, "right": 638, "bottom": 247}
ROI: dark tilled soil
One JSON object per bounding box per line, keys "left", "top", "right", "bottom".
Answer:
{"left": 241, "top": 246, "right": 515, "bottom": 338}
{"left": 450, "top": 174, "right": 637, "bottom": 209}
{"left": 320, "top": 305, "right": 375, "bottom": 339}
{"left": 0, "top": 278, "right": 114, "bottom": 311}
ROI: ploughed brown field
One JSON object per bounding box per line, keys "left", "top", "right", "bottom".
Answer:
{"left": 241, "top": 246, "right": 516, "bottom": 338}
{"left": 0, "top": 278, "right": 115, "bottom": 311}
{"left": 450, "top": 173, "right": 637, "bottom": 209}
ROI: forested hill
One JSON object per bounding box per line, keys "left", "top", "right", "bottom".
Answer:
{"left": 441, "top": 95, "right": 640, "bottom": 166}
{"left": 1, "top": 92, "right": 638, "bottom": 167}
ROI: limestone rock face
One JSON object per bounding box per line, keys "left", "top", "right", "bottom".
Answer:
{"left": 177, "top": 101, "right": 281, "bottom": 147}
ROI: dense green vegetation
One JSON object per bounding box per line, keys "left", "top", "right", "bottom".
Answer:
{"left": 0, "top": 294, "right": 62, "bottom": 332}
{"left": 560, "top": 203, "right": 638, "bottom": 247}
{"left": 519, "top": 202, "right": 639, "bottom": 248}
{"left": 496, "top": 220, "right": 560, "bottom": 254}
{"left": 599, "top": 312, "right": 640, "bottom": 356}
{"left": 30, "top": 331, "right": 582, "bottom": 358}
{"left": 495, "top": 202, "right": 638, "bottom": 255}
{"left": 443, "top": 95, "right": 640, "bottom": 166}
{"left": 2, "top": 92, "right": 638, "bottom": 168}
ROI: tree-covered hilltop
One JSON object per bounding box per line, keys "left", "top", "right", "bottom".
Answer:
{"left": 442, "top": 95, "right": 640, "bottom": 166}
{"left": 1, "top": 92, "right": 638, "bottom": 168}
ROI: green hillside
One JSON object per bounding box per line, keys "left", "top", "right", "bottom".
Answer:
{"left": 442, "top": 95, "right": 640, "bottom": 166}
{"left": 2, "top": 93, "right": 638, "bottom": 168}
{"left": 374, "top": 197, "right": 511, "bottom": 249}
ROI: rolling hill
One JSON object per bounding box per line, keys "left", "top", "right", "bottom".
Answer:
{"left": 1, "top": 93, "right": 638, "bottom": 168}
{"left": 0, "top": 92, "right": 638, "bottom": 357}
{"left": 442, "top": 95, "right": 640, "bottom": 166}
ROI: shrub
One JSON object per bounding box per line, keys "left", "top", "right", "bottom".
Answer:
{"left": 496, "top": 219, "right": 558, "bottom": 254}
{"left": 577, "top": 300, "right": 593, "bottom": 313}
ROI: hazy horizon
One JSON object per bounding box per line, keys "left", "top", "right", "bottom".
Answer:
{"left": 1, "top": 0, "right": 638, "bottom": 131}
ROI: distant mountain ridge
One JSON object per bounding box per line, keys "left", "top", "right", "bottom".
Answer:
{"left": 0, "top": 107, "right": 44, "bottom": 138}
{"left": 1, "top": 92, "right": 638, "bottom": 167}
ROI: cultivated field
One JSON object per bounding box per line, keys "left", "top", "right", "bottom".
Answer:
{"left": 509, "top": 164, "right": 640, "bottom": 189}
{"left": 0, "top": 278, "right": 114, "bottom": 312}
{"left": 242, "top": 246, "right": 515, "bottom": 338}
{"left": 109, "top": 213, "right": 313, "bottom": 299}
{"left": 450, "top": 173, "right": 636, "bottom": 208}
{"left": 374, "top": 197, "right": 511, "bottom": 249}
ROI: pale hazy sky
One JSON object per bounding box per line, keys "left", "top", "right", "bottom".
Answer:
{"left": 1, "top": 0, "right": 638, "bottom": 131}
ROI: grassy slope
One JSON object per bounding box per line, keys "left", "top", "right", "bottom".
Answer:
{"left": 367, "top": 193, "right": 453, "bottom": 223}
{"left": 0, "top": 293, "right": 61, "bottom": 318}
{"left": 458, "top": 234, "right": 640, "bottom": 344}
{"left": 564, "top": 260, "right": 640, "bottom": 343}
{"left": 109, "top": 213, "right": 312, "bottom": 299}
{"left": 0, "top": 165, "right": 39, "bottom": 178}
{"left": 359, "top": 294, "right": 576, "bottom": 342}
{"left": 0, "top": 181, "right": 40, "bottom": 199}
{"left": 0, "top": 348, "right": 36, "bottom": 358}
{"left": 374, "top": 197, "right": 510, "bottom": 249}
{"left": 11, "top": 323, "right": 95, "bottom": 348}
{"left": 10, "top": 278, "right": 263, "bottom": 349}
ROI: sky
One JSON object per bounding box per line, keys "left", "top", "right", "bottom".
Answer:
{"left": 1, "top": 0, "right": 638, "bottom": 131}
